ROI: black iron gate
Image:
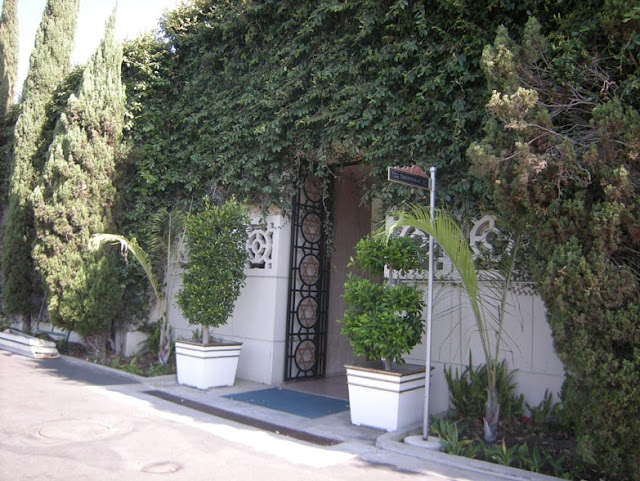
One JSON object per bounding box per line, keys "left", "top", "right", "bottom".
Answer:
{"left": 284, "top": 175, "right": 331, "bottom": 381}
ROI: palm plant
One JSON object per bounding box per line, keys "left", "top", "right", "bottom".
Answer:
{"left": 88, "top": 207, "right": 186, "bottom": 365}
{"left": 388, "top": 205, "right": 521, "bottom": 442}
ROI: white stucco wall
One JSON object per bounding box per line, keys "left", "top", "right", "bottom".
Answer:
{"left": 405, "top": 281, "right": 565, "bottom": 416}
{"left": 387, "top": 214, "right": 566, "bottom": 416}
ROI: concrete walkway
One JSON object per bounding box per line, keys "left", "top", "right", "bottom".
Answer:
{"left": 0, "top": 351, "right": 561, "bottom": 481}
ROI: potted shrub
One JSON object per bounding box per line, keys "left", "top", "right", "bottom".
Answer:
{"left": 339, "top": 233, "right": 426, "bottom": 431}
{"left": 175, "top": 199, "right": 249, "bottom": 389}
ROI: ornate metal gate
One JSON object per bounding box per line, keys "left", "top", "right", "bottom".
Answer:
{"left": 284, "top": 175, "right": 331, "bottom": 380}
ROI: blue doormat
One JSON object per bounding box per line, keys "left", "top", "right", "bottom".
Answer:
{"left": 223, "top": 388, "right": 349, "bottom": 419}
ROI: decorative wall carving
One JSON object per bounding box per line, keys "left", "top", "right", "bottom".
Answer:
{"left": 389, "top": 214, "right": 522, "bottom": 282}
{"left": 246, "top": 219, "right": 275, "bottom": 270}
{"left": 244, "top": 213, "right": 518, "bottom": 280}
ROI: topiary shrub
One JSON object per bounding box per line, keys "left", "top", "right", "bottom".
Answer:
{"left": 177, "top": 199, "right": 249, "bottom": 344}
{"left": 339, "top": 234, "right": 425, "bottom": 370}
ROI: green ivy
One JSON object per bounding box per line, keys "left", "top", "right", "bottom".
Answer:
{"left": 119, "top": 0, "right": 548, "bottom": 224}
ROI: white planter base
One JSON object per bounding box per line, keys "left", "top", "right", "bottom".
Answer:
{"left": 175, "top": 340, "right": 242, "bottom": 389}
{"left": 0, "top": 330, "right": 60, "bottom": 359}
{"left": 346, "top": 361, "right": 426, "bottom": 432}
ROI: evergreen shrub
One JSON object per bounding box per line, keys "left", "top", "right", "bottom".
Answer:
{"left": 469, "top": 11, "right": 640, "bottom": 479}
{"left": 339, "top": 235, "right": 425, "bottom": 369}
{"left": 177, "top": 200, "right": 249, "bottom": 343}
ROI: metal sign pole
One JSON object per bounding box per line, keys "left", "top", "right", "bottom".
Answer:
{"left": 386, "top": 165, "right": 437, "bottom": 442}
{"left": 423, "top": 166, "right": 436, "bottom": 440}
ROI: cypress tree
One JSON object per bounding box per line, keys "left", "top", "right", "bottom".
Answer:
{"left": 32, "top": 9, "right": 125, "bottom": 353}
{"left": 0, "top": 0, "right": 17, "bottom": 117}
{"left": 0, "top": 0, "right": 18, "bottom": 203}
{"left": 1, "top": 0, "right": 79, "bottom": 328}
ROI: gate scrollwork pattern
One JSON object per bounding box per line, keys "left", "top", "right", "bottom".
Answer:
{"left": 284, "top": 175, "right": 330, "bottom": 380}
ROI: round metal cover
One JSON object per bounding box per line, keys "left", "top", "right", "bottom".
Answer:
{"left": 141, "top": 462, "right": 182, "bottom": 474}
{"left": 38, "top": 419, "right": 113, "bottom": 441}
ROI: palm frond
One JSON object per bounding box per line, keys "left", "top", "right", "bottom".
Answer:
{"left": 88, "top": 233, "right": 161, "bottom": 305}
{"left": 491, "top": 232, "right": 521, "bottom": 362}
{"left": 388, "top": 205, "right": 492, "bottom": 367}
{"left": 88, "top": 231, "right": 176, "bottom": 366}
{"left": 147, "top": 209, "right": 169, "bottom": 262}
{"left": 147, "top": 207, "right": 187, "bottom": 276}
{"left": 388, "top": 205, "right": 523, "bottom": 442}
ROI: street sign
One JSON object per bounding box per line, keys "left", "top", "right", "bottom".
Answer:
{"left": 387, "top": 166, "right": 430, "bottom": 190}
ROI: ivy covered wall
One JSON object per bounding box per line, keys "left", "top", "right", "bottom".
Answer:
{"left": 117, "top": 2, "right": 640, "bottom": 478}
{"left": 121, "top": 0, "right": 546, "bottom": 230}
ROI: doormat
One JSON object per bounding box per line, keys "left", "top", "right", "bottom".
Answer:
{"left": 223, "top": 388, "right": 349, "bottom": 419}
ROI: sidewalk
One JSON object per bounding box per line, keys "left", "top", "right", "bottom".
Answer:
{"left": 48, "top": 355, "right": 561, "bottom": 481}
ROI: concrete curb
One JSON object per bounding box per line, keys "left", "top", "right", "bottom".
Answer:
{"left": 61, "top": 354, "right": 175, "bottom": 385}
{"left": 0, "top": 330, "right": 60, "bottom": 358}
{"left": 376, "top": 426, "right": 563, "bottom": 481}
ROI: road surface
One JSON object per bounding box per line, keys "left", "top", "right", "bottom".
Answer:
{"left": 0, "top": 350, "right": 469, "bottom": 481}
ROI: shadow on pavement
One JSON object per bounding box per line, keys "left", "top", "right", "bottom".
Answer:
{"left": 31, "top": 356, "right": 140, "bottom": 386}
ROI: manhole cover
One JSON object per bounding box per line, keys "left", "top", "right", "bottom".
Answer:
{"left": 141, "top": 462, "right": 182, "bottom": 474}
{"left": 38, "top": 420, "right": 113, "bottom": 441}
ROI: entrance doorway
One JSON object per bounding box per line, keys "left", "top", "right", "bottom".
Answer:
{"left": 283, "top": 166, "right": 373, "bottom": 384}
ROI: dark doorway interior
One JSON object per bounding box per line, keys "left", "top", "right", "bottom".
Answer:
{"left": 325, "top": 166, "right": 373, "bottom": 377}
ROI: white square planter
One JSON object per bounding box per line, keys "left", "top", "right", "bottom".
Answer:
{"left": 175, "top": 340, "right": 242, "bottom": 389}
{"left": 345, "top": 361, "right": 426, "bottom": 431}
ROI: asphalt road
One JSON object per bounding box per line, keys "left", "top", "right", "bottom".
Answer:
{"left": 0, "top": 350, "right": 467, "bottom": 481}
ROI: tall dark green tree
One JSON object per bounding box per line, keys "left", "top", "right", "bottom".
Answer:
{"left": 0, "top": 0, "right": 18, "bottom": 204}
{"left": 32, "top": 10, "right": 125, "bottom": 353}
{"left": 469, "top": 5, "right": 640, "bottom": 479}
{"left": 1, "top": 0, "right": 79, "bottom": 329}
{"left": 0, "top": 0, "right": 18, "bottom": 118}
